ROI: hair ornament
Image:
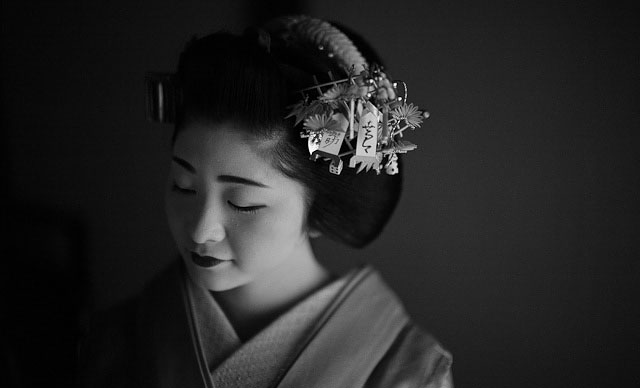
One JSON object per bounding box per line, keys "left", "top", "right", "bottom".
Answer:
{"left": 276, "top": 16, "right": 368, "bottom": 73}
{"left": 277, "top": 16, "right": 429, "bottom": 175}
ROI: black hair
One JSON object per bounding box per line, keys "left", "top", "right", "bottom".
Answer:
{"left": 173, "top": 22, "right": 402, "bottom": 248}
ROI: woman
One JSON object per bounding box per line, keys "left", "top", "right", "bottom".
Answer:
{"left": 79, "top": 15, "right": 452, "bottom": 388}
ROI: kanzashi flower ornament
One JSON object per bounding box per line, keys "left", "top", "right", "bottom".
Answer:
{"left": 275, "top": 16, "right": 429, "bottom": 175}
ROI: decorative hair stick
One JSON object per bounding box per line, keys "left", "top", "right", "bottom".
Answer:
{"left": 281, "top": 16, "right": 428, "bottom": 175}
{"left": 349, "top": 98, "right": 355, "bottom": 140}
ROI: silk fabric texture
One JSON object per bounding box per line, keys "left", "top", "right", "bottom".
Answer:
{"left": 79, "top": 262, "right": 453, "bottom": 387}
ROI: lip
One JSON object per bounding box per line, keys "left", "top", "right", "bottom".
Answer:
{"left": 190, "top": 252, "right": 227, "bottom": 268}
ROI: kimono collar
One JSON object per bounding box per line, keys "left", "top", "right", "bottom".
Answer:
{"left": 185, "top": 268, "right": 348, "bottom": 387}
{"left": 135, "top": 261, "right": 409, "bottom": 388}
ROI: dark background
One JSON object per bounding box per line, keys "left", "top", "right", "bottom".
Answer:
{"left": 2, "top": 0, "right": 638, "bottom": 387}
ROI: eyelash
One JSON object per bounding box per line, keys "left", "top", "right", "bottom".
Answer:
{"left": 172, "top": 183, "right": 263, "bottom": 214}
{"left": 228, "top": 201, "right": 264, "bottom": 214}
{"left": 172, "top": 183, "right": 195, "bottom": 194}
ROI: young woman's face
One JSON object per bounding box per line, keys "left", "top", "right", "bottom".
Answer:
{"left": 165, "top": 122, "right": 312, "bottom": 291}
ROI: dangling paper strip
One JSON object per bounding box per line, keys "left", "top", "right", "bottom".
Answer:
{"left": 355, "top": 102, "right": 379, "bottom": 158}
{"left": 349, "top": 102, "right": 382, "bottom": 173}
{"left": 317, "top": 114, "right": 347, "bottom": 156}
{"left": 309, "top": 113, "right": 348, "bottom": 174}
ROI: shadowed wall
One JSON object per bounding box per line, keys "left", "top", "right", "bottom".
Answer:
{"left": 2, "top": 0, "right": 637, "bottom": 387}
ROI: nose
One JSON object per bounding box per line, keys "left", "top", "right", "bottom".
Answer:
{"left": 189, "top": 202, "right": 226, "bottom": 244}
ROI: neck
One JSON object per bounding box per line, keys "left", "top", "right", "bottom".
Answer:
{"left": 212, "top": 240, "right": 331, "bottom": 340}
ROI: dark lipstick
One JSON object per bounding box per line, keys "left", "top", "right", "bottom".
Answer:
{"left": 190, "top": 252, "right": 225, "bottom": 268}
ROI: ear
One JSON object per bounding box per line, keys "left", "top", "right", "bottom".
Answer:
{"left": 308, "top": 228, "right": 322, "bottom": 238}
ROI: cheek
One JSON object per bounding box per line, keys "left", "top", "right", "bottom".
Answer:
{"left": 230, "top": 208, "right": 305, "bottom": 268}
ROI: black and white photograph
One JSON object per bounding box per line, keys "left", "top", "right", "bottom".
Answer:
{"left": 2, "top": 1, "right": 638, "bottom": 387}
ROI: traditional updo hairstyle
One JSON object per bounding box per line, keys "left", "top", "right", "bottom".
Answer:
{"left": 173, "top": 16, "right": 403, "bottom": 248}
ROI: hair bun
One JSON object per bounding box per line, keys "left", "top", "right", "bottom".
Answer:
{"left": 244, "top": 27, "right": 272, "bottom": 53}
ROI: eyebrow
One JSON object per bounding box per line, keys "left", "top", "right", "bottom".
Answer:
{"left": 172, "top": 156, "right": 270, "bottom": 188}
{"left": 218, "top": 175, "right": 270, "bottom": 188}
{"left": 172, "top": 156, "right": 196, "bottom": 173}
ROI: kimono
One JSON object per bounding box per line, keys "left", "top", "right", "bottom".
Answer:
{"left": 79, "top": 261, "right": 453, "bottom": 388}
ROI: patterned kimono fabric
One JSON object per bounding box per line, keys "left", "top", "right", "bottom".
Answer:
{"left": 187, "top": 269, "right": 348, "bottom": 387}
{"left": 79, "top": 262, "right": 453, "bottom": 388}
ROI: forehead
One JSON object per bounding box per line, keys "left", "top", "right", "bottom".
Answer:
{"left": 172, "top": 122, "right": 287, "bottom": 186}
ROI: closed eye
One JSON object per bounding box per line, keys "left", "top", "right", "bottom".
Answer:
{"left": 172, "top": 183, "right": 196, "bottom": 194}
{"left": 228, "top": 201, "right": 265, "bottom": 214}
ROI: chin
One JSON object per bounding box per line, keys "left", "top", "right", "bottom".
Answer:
{"left": 182, "top": 257, "right": 247, "bottom": 292}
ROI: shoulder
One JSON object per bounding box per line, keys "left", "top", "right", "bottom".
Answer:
{"left": 78, "top": 261, "right": 183, "bottom": 350}
{"left": 346, "top": 266, "right": 453, "bottom": 388}
{"left": 77, "top": 297, "right": 139, "bottom": 388}
{"left": 365, "top": 322, "right": 453, "bottom": 388}
{"left": 77, "top": 261, "right": 182, "bottom": 387}
{"left": 347, "top": 266, "right": 453, "bottom": 387}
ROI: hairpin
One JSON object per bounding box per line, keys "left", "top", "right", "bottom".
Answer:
{"left": 287, "top": 64, "right": 428, "bottom": 175}
{"left": 280, "top": 16, "right": 429, "bottom": 175}
{"left": 145, "top": 72, "right": 176, "bottom": 124}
